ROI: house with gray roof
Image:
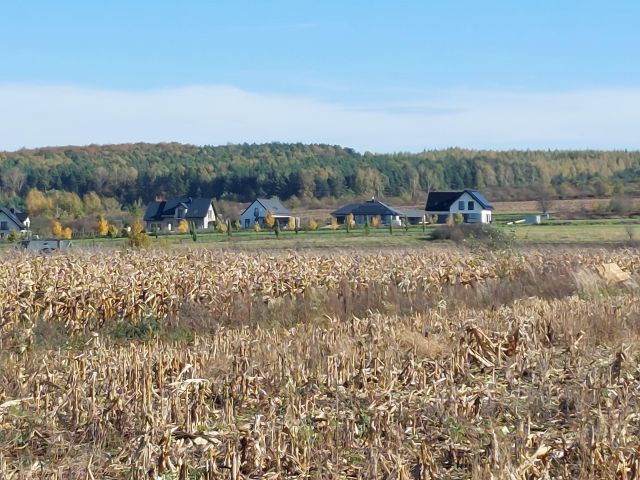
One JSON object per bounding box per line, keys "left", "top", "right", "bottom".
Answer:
{"left": 143, "top": 196, "right": 217, "bottom": 232}
{"left": 0, "top": 207, "right": 30, "bottom": 238}
{"left": 425, "top": 190, "right": 494, "bottom": 224}
{"left": 332, "top": 198, "right": 425, "bottom": 226}
{"left": 240, "top": 198, "right": 291, "bottom": 229}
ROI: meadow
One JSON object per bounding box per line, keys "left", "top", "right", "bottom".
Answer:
{"left": 1, "top": 246, "right": 640, "bottom": 478}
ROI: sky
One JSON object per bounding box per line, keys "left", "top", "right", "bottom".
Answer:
{"left": 1, "top": 0, "right": 639, "bottom": 152}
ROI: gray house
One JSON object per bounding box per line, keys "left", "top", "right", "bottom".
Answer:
{"left": 143, "top": 196, "right": 218, "bottom": 232}
{"left": 332, "top": 198, "right": 425, "bottom": 226}
{"left": 0, "top": 207, "right": 30, "bottom": 238}
{"left": 240, "top": 198, "right": 291, "bottom": 228}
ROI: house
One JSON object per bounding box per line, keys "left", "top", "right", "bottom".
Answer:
{"left": 0, "top": 207, "right": 30, "bottom": 238}
{"left": 398, "top": 208, "right": 428, "bottom": 225}
{"left": 332, "top": 198, "right": 424, "bottom": 226}
{"left": 143, "top": 196, "right": 217, "bottom": 232}
{"left": 240, "top": 198, "right": 291, "bottom": 228}
{"left": 425, "top": 190, "right": 494, "bottom": 224}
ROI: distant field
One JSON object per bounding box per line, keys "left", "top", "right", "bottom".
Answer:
{"left": 294, "top": 197, "right": 640, "bottom": 219}
{"left": 2, "top": 222, "right": 638, "bottom": 252}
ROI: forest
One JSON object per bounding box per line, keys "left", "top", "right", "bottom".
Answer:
{"left": 2, "top": 142, "right": 640, "bottom": 216}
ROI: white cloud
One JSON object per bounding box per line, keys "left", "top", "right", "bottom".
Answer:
{"left": 1, "top": 84, "right": 639, "bottom": 152}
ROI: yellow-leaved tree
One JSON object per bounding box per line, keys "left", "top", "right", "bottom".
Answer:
{"left": 307, "top": 219, "right": 318, "bottom": 231}
{"left": 129, "top": 220, "right": 150, "bottom": 248}
{"left": 177, "top": 219, "right": 189, "bottom": 233}
{"left": 287, "top": 216, "right": 295, "bottom": 230}
{"left": 51, "top": 220, "right": 63, "bottom": 237}
{"left": 253, "top": 221, "right": 262, "bottom": 232}
{"left": 346, "top": 213, "right": 355, "bottom": 228}
{"left": 97, "top": 216, "right": 109, "bottom": 236}
{"left": 330, "top": 217, "right": 339, "bottom": 230}
{"left": 371, "top": 216, "right": 381, "bottom": 228}
{"left": 62, "top": 227, "right": 73, "bottom": 240}
{"left": 264, "top": 211, "right": 275, "bottom": 228}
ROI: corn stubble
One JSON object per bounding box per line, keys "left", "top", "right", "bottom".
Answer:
{"left": 1, "top": 248, "right": 640, "bottom": 478}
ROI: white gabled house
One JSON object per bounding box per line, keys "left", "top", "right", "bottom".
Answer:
{"left": 143, "top": 196, "right": 217, "bottom": 232}
{"left": 240, "top": 198, "right": 291, "bottom": 229}
{"left": 425, "top": 190, "right": 494, "bottom": 224}
{"left": 0, "top": 207, "right": 30, "bottom": 238}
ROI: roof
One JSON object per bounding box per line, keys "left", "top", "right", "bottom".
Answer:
{"left": 331, "top": 199, "right": 403, "bottom": 217}
{"left": 143, "top": 197, "right": 214, "bottom": 221}
{"left": 398, "top": 208, "right": 426, "bottom": 219}
{"left": 0, "top": 207, "right": 28, "bottom": 229}
{"left": 425, "top": 190, "right": 494, "bottom": 211}
{"left": 241, "top": 198, "right": 291, "bottom": 217}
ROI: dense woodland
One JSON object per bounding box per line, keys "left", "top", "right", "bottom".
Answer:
{"left": 2, "top": 143, "right": 640, "bottom": 219}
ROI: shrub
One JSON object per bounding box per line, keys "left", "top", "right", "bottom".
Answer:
{"left": 307, "top": 219, "right": 318, "bottom": 231}
{"left": 129, "top": 220, "right": 151, "bottom": 248}
{"left": 430, "top": 224, "right": 515, "bottom": 250}
{"left": 265, "top": 211, "right": 275, "bottom": 228}
{"left": 97, "top": 216, "right": 109, "bottom": 236}
{"left": 177, "top": 219, "right": 189, "bottom": 233}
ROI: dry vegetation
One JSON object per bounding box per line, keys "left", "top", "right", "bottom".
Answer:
{"left": 1, "top": 248, "right": 640, "bottom": 478}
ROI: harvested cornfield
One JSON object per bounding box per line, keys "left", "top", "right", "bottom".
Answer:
{"left": 1, "top": 247, "right": 640, "bottom": 478}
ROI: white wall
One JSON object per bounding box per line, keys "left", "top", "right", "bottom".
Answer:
{"left": 425, "top": 192, "right": 493, "bottom": 224}
{"left": 240, "top": 201, "right": 267, "bottom": 229}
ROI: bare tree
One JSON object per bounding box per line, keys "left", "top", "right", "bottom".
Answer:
{"left": 2, "top": 167, "right": 26, "bottom": 194}
{"left": 535, "top": 184, "right": 555, "bottom": 214}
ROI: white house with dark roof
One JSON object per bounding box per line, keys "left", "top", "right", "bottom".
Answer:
{"left": 240, "top": 198, "right": 291, "bottom": 228}
{"left": 0, "top": 207, "right": 30, "bottom": 238}
{"left": 425, "top": 190, "right": 494, "bottom": 224}
{"left": 143, "top": 196, "right": 217, "bottom": 232}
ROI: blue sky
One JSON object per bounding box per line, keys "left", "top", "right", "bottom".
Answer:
{"left": 1, "top": 1, "right": 639, "bottom": 151}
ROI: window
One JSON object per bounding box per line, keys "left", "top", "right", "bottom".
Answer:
{"left": 0, "top": 221, "right": 7, "bottom": 230}
{"left": 253, "top": 207, "right": 259, "bottom": 218}
{"left": 468, "top": 201, "right": 475, "bottom": 210}
{"left": 458, "top": 201, "right": 465, "bottom": 210}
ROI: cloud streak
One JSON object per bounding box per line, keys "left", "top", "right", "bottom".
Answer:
{"left": 1, "top": 84, "right": 639, "bottom": 152}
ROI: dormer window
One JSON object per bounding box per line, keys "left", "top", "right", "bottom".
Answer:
{"left": 458, "top": 200, "right": 465, "bottom": 210}
{"left": 176, "top": 205, "right": 188, "bottom": 218}
{"left": 254, "top": 207, "right": 259, "bottom": 218}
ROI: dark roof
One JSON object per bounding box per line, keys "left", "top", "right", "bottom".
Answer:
{"left": 425, "top": 190, "right": 494, "bottom": 211}
{"left": 240, "top": 198, "right": 291, "bottom": 217}
{"left": 332, "top": 199, "right": 402, "bottom": 217}
{"left": 331, "top": 203, "right": 360, "bottom": 216}
{"left": 143, "top": 197, "right": 214, "bottom": 221}
{"left": 0, "top": 207, "right": 28, "bottom": 229}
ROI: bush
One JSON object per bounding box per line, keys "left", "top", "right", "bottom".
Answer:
{"left": 430, "top": 224, "right": 515, "bottom": 250}
{"left": 128, "top": 220, "right": 151, "bottom": 248}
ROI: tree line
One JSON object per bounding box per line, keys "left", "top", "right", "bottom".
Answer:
{"left": 2, "top": 142, "right": 639, "bottom": 214}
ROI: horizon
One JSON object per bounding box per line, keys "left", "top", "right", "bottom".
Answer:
{"left": 2, "top": 1, "right": 640, "bottom": 151}
{"left": 2, "top": 140, "right": 640, "bottom": 156}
